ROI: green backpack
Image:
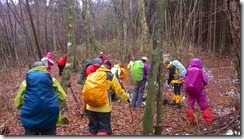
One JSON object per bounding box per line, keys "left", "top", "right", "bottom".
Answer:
{"left": 130, "top": 61, "right": 144, "bottom": 81}
{"left": 77, "top": 59, "right": 92, "bottom": 85}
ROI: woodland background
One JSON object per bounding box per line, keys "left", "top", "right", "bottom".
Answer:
{"left": 0, "top": 0, "right": 241, "bottom": 135}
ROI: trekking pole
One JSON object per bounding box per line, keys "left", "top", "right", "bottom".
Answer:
{"left": 126, "top": 88, "right": 134, "bottom": 124}
{"left": 69, "top": 82, "right": 81, "bottom": 112}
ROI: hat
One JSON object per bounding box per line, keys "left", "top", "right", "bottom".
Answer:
{"left": 31, "top": 61, "right": 44, "bottom": 68}
{"left": 100, "top": 52, "right": 103, "bottom": 55}
{"left": 142, "top": 56, "right": 147, "bottom": 61}
{"left": 41, "top": 57, "right": 49, "bottom": 68}
{"left": 92, "top": 58, "right": 102, "bottom": 64}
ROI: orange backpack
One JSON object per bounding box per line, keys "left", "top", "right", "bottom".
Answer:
{"left": 82, "top": 70, "right": 108, "bottom": 107}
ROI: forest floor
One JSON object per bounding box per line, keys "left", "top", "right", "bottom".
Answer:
{"left": 0, "top": 54, "right": 241, "bottom": 136}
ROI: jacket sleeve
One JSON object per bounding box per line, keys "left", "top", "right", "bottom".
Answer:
{"left": 110, "top": 75, "right": 129, "bottom": 102}
{"left": 202, "top": 71, "right": 208, "bottom": 86}
{"left": 52, "top": 78, "right": 67, "bottom": 102}
{"left": 14, "top": 80, "right": 26, "bottom": 109}
{"left": 144, "top": 64, "right": 149, "bottom": 78}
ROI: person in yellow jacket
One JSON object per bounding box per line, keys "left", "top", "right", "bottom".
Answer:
{"left": 111, "top": 63, "right": 128, "bottom": 101}
{"left": 14, "top": 61, "right": 67, "bottom": 135}
{"left": 164, "top": 60, "right": 183, "bottom": 109}
{"left": 82, "top": 61, "right": 129, "bottom": 135}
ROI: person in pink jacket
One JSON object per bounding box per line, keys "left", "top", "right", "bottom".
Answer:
{"left": 184, "top": 58, "right": 212, "bottom": 125}
{"left": 45, "top": 52, "right": 55, "bottom": 72}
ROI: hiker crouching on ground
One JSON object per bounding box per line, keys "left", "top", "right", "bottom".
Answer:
{"left": 82, "top": 60, "right": 129, "bottom": 135}
{"left": 164, "top": 59, "right": 184, "bottom": 109}
{"left": 14, "top": 61, "right": 67, "bottom": 135}
{"left": 184, "top": 58, "right": 213, "bottom": 125}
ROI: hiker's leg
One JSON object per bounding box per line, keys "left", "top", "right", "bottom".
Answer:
{"left": 86, "top": 110, "right": 99, "bottom": 134}
{"left": 40, "top": 124, "right": 56, "bottom": 135}
{"left": 186, "top": 93, "right": 195, "bottom": 110}
{"left": 136, "top": 80, "right": 146, "bottom": 107}
{"left": 24, "top": 127, "right": 40, "bottom": 135}
{"left": 60, "top": 66, "right": 65, "bottom": 75}
{"left": 197, "top": 90, "right": 212, "bottom": 125}
{"left": 196, "top": 90, "right": 209, "bottom": 110}
{"left": 186, "top": 109, "right": 195, "bottom": 124}
{"left": 132, "top": 82, "right": 140, "bottom": 106}
{"left": 97, "top": 112, "right": 112, "bottom": 135}
{"left": 58, "top": 66, "right": 62, "bottom": 76}
{"left": 202, "top": 108, "right": 213, "bottom": 125}
{"left": 172, "top": 83, "right": 182, "bottom": 108}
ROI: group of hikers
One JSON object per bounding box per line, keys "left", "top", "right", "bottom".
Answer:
{"left": 13, "top": 51, "right": 212, "bottom": 135}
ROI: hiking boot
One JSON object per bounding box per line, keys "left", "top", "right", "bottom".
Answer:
{"left": 172, "top": 104, "right": 182, "bottom": 109}
{"left": 137, "top": 103, "right": 146, "bottom": 109}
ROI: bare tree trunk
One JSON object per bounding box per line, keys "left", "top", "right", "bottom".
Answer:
{"left": 208, "top": 0, "right": 213, "bottom": 56}
{"left": 154, "top": 0, "right": 167, "bottom": 135}
{"left": 143, "top": 0, "right": 162, "bottom": 135}
{"left": 223, "top": 0, "right": 240, "bottom": 80}
{"left": 139, "top": 0, "right": 148, "bottom": 54}
{"left": 44, "top": 0, "right": 50, "bottom": 52}
{"left": 60, "top": 0, "right": 75, "bottom": 109}
{"left": 50, "top": 0, "right": 57, "bottom": 52}
{"left": 26, "top": 0, "right": 42, "bottom": 59}
{"left": 212, "top": 0, "right": 217, "bottom": 56}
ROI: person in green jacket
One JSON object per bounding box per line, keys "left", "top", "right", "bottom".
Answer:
{"left": 14, "top": 60, "right": 67, "bottom": 135}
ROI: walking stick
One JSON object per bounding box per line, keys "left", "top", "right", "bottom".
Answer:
{"left": 69, "top": 82, "right": 81, "bottom": 112}
{"left": 126, "top": 89, "right": 134, "bottom": 124}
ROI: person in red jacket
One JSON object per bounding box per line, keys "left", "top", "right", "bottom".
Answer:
{"left": 85, "top": 58, "right": 102, "bottom": 77}
{"left": 57, "top": 56, "right": 67, "bottom": 76}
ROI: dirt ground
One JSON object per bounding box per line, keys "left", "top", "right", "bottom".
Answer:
{"left": 0, "top": 55, "right": 240, "bottom": 135}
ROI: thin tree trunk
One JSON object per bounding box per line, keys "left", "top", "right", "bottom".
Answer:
{"left": 154, "top": 1, "right": 167, "bottom": 135}
{"left": 143, "top": 0, "right": 165, "bottom": 135}
{"left": 44, "top": 0, "right": 50, "bottom": 52}
{"left": 26, "top": 0, "right": 42, "bottom": 59}
{"left": 212, "top": 0, "right": 217, "bottom": 56}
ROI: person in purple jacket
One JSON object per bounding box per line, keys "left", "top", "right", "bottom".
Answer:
{"left": 184, "top": 58, "right": 212, "bottom": 125}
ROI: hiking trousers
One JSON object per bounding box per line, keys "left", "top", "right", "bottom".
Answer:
{"left": 187, "top": 89, "right": 209, "bottom": 110}
{"left": 132, "top": 79, "right": 146, "bottom": 108}
{"left": 24, "top": 124, "right": 56, "bottom": 135}
{"left": 87, "top": 110, "right": 112, "bottom": 135}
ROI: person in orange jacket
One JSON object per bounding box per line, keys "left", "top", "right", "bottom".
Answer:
{"left": 57, "top": 56, "right": 67, "bottom": 76}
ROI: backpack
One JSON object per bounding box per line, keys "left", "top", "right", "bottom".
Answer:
{"left": 111, "top": 65, "right": 121, "bottom": 78}
{"left": 184, "top": 67, "right": 204, "bottom": 94}
{"left": 82, "top": 70, "right": 108, "bottom": 107}
{"left": 172, "top": 60, "right": 186, "bottom": 79}
{"left": 130, "top": 60, "right": 144, "bottom": 81}
{"left": 77, "top": 59, "right": 92, "bottom": 85}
